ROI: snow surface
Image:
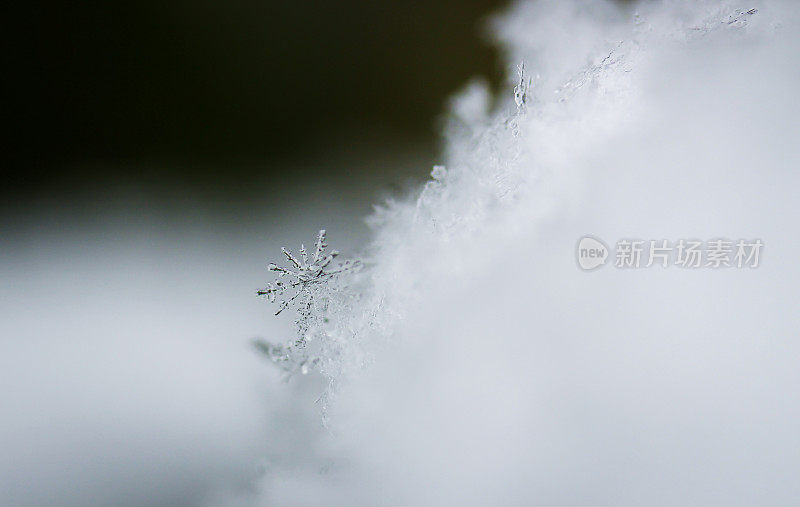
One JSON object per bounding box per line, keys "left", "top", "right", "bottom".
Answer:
{"left": 253, "top": 1, "right": 800, "bottom": 505}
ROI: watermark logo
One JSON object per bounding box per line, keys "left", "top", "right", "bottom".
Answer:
{"left": 577, "top": 237, "right": 763, "bottom": 270}
{"left": 577, "top": 236, "right": 609, "bottom": 270}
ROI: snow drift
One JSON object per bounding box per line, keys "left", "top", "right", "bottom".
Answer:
{"left": 253, "top": 1, "right": 800, "bottom": 505}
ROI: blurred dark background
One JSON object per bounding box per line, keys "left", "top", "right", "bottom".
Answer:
{"left": 6, "top": 0, "right": 506, "bottom": 208}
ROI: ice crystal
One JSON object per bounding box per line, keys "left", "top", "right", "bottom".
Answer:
{"left": 255, "top": 230, "right": 360, "bottom": 377}
{"left": 259, "top": 230, "right": 343, "bottom": 316}
{"left": 507, "top": 62, "right": 533, "bottom": 137}
{"left": 513, "top": 61, "right": 533, "bottom": 110}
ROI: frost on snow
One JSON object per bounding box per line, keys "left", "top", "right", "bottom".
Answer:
{"left": 251, "top": 0, "right": 783, "bottom": 418}
{"left": 242, "top": 1, "right": 800, "bottom": 505}
{"left": 255, "top": 1, "right": 770, "bottom": 389}
{"left": 250, "top": 1, "right": 800, "bottom": 504}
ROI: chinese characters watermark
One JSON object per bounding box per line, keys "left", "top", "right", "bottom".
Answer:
{"left": 577, "top": 236, "right": 762, "bottom": 271}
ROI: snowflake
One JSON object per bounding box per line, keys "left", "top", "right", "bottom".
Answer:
{"left": 255, "top": 230, "right": 361, "bottom": 377}
{"left": 258, "top": 230, "right": 359, "bottom": 316}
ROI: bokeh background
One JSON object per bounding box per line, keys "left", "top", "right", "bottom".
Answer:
{"left": 6, "top": 0, "right": 506, "bottom": 205}
{"left": 2, "top": 1, "right": 508, "bottom": 505}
